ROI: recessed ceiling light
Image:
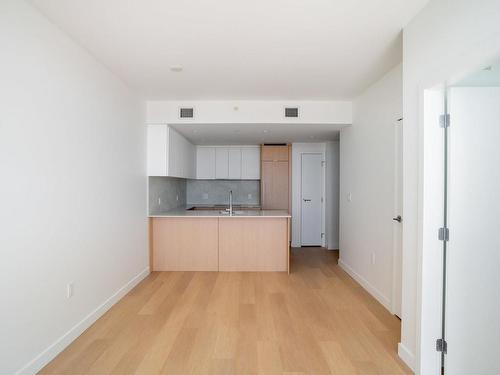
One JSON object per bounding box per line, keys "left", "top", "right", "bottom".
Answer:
{"left": 263, "top": 130, "right": 269, "bottom": 133}
{"left": 170, "top": 66, "right": 183, "bottom": 72}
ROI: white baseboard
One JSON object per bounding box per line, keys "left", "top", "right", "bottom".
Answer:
{"left": 327, "top": 240, "right": 339, "bottom": 250}
{"left": 338, "top": 259, "right": 392, "bottom": 312}
{"left": 398, "top": 342, "right": 416, "bottom": 372}
{"left": 15, "top": 267, "right": 150, "bottom": 375}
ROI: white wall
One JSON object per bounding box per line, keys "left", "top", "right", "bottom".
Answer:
{"left": 325, "top": 142, "right": 340, "bottom": 250}
{"left": 401, "top": 0, "right": 500, "bottom": 372}
{"left": 291, "top": 143, "right": 326, "bottom": 247}
{"left": 0, "top": 2, "right": 147, "bottom": 374}
{"left": 147, "top": 100, "right": 352, "bottom": 124}
{"left": 339, "top": 64, "right": 402, "bottom": 312}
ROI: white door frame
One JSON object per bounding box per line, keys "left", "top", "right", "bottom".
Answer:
{"left": 415, "top": 56, "right": 500, "bottom": 374}
{"left": 392, "top": 119, "right": 403, "bottom": 317}
{"left": 291, "top": 143, "right": 327, "bottom": 248}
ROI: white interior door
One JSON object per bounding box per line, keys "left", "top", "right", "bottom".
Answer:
{"left": 445, "top": 87, "right": 500, "bottom": 374}
{"left": 392, "top": 120, "right": 403, "bottom": 318}
{"left": 301, "top": 153, "right": 323, "bottom": 246}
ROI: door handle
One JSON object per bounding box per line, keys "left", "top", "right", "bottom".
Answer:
{"left": 393, "top": 215, "right": 402, "bottom": 223}
{"left": 303, "top": 199, "right": 312, "bottom": 202}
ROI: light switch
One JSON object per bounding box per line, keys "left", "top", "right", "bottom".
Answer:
{"left": 203, "top": 192, "right": 209, "bottom": 200}
{"left": 347, "top": 193, "right": 352, "bottom": 202}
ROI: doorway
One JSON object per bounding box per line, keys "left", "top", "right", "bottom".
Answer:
{"left": 421, "top": 61, "right": 500, "bottom": 374}
{"left": 300, "top": 153, "right": 324, "bottom": 246}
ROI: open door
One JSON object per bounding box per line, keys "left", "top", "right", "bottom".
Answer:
{"left": 444, "top": 82, "right": 500, "bottom": 374}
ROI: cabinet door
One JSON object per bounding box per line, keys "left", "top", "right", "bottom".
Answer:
{"left": 147, "top": 125, "right": 168, "bottom": 176}
{"left": 261, "top": 145, "right": 289, "bottom": 161}
{"left": 261, "top": 161, "right": 274, "bottom": 208}
{"left": 168, "top": 127, "right": 196, "bottom": 178}
{"left": 261, "top": 161, "right": 289, "bottom": 210}
{"left": 196, "top": 147, "right": 216, "bottom": 179}
{"left": 186, "top": 141, "right": 196, "bottom": 179}
{"left": 179, "top": 135, "right": 190, "bottom": 178}
{"left": 272, "top": 161, "right": 289, "bottom": 209}
{"left": 228, "top": 148, "right": 242, "bottom": 179}
{"left": 181, "top": 134, "right": 196, "bottom": 179}
{"left": 168, "top": 128, "right": 179, "bottom": 177}
{"left": 215, "top": 148, "right": 229, "bottom": 179}
{"left": 241, "top": 147, "right": 260, "bottom": 179}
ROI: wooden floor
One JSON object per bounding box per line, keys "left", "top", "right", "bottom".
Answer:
{"left": 41, "top": 248, "right": 411, "bottom": 375}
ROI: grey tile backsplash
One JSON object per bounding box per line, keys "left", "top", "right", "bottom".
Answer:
{"left": 149, "top": 178, "right": 261, "bottom": 214}
{"left": 148, "top": 177, "right": 186, "bottom": 214}
{"left": 187, "top": 180, "right": 260, "bottom": 206}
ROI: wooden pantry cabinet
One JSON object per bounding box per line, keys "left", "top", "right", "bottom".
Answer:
{"left": 260, "top": 145, "right": 291, "bottom": 211}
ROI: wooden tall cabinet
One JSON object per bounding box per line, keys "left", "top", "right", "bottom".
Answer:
{"left": 261, "top": 145, "right": 291, "bottom": 211}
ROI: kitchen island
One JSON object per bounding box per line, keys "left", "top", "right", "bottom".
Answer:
{"left": 149, "top": 209, "right": 291, "bottom": 273}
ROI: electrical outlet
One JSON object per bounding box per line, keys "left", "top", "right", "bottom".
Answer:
{"left": 67, "top": 282, "right": 74, "bottom": 299}
{"left": 371, "top": 253, "right": 376, "bottom": 265}
{"left": 176, "top": 195, "right": 179, "bottom": 201}
{"left": 202, "top": 192, "right": 209, "bottom": 200}
{"left": 247, "top": 193, "right": 252, "bottom": 200}
{"left": 158, "top": 197, "right": 161, "bottom": 205}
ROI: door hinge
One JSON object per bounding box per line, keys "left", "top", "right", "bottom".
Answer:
{"left": 321, "top": 161, "right": 326, "bottom": 167}
{"left": 438, "top": 227, "right": 449, "bottom": 241}
{"left": 321, "top": 197, "right": 324, "bottom": 203}
{"left": 439, "top": 114, "right": 450, "bottom": 128}
{"left": 436, "top": 338, "right": 447, "bottom": 354}
{"left": 321, "top": 233, "right": 325, "bottom": 238}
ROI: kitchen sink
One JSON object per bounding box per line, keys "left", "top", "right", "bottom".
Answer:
{"left": 219, "top": 210, "right": 246, "bottom": 216}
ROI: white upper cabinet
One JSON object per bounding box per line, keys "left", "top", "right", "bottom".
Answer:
{"left": 147, "top": 125, "right": 195, "bottom": 178}
{"left": 215, "top": 148, "right": 229, "bottom": 179}
{"left": 148, "top": 128, "right": 260, "bottom": 180}
{"left": 169, "top": 127, "right": 195, "bottom": 179}
{"left": 197, "top": 146, "right": 260, "bottom": 180}
{"left": 196, "top": 147, "right": 216, "bottom": 179}
{"left": 147, "top": 124, "right": 168, "bottom": 176}
{"left": 228, "top": 149, "right": 242, "bottom": 179}
{"left": 241, "top": 147, "right": 261, "bottom": 179}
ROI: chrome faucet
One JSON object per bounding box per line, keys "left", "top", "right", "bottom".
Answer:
{"left": 226, "top": 190, "right": 233, "bottom": 215}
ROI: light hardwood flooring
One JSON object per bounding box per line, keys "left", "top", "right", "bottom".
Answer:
{"left": 40, "top": 248, "right": 411, "bottom": 375}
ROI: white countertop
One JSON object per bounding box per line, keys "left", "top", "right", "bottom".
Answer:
{"left": 149, "top": 208, "right": 290, "bottom": 218}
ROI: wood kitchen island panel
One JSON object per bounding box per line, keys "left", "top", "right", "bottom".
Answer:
{"left": 151, "top": 217, "right": 218, "bottom": 271}
{"left": 218, "top": 217, "right": 289, "bottom": 272}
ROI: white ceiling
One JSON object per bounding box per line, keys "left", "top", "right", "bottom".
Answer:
{"left": 29, "top": 0, "right": 428, "bottom": 100}
{"left": 171, "top": 123, "right": 343, "bottom": 145}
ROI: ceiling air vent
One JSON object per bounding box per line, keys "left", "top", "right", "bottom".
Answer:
{"left": 285, "top": 107, "right": 299, "bottom": 118}
{"left": 179, "top": 107, "right": 194, "bottom": 119}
